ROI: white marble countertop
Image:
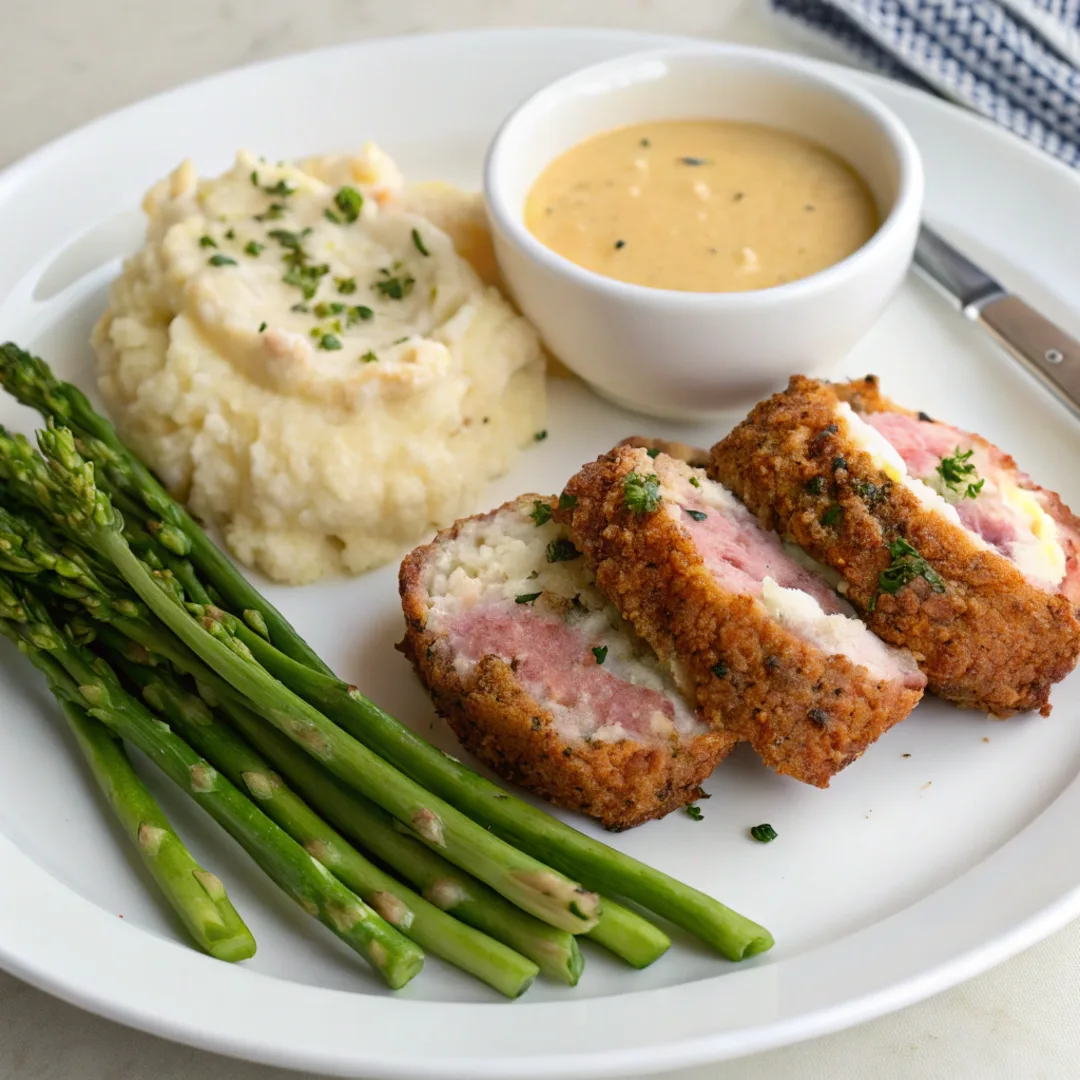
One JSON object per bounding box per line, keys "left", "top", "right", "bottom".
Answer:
{"left": 2, "top": 2, "right": 1079, "bottom": 1078}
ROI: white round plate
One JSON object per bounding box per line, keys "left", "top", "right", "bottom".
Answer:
{"left": 1, "top": 27, "right": 1079, "bottom": 1080}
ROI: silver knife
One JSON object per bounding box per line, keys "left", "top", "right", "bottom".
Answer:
{"left": 913, "top": 224, "right": 1080, "bottom": 421}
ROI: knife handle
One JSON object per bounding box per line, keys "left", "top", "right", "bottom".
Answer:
{"left": 976, "top": 295, "right": 1080, "bottom": 421}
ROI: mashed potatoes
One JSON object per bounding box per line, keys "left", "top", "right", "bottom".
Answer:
{"left": 93, "top": 146, "right": 546, "bottom": 584}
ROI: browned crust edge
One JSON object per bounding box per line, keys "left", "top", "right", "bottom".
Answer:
{"left": 708, "top": 375, "right": 1080, "bottom": 716}
{"left": 397, "top": 495, "right": 733, "bottom": 830}
{"left": 555, "top": 448, "right": 924, "bottom": 788}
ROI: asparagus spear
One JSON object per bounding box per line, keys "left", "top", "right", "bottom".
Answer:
{"left": 212, "top": 691, "right": 584, "bottom": 984}
{"left": 236, "top": 627, "right": 771, "bottom": 960}
{"left": 0, "top": 580, "right": 424, "bottom": 990}
{"left": 0, "top": 343, "right": 328, "bottom": 674}
{"left": 0, "top": 427, "right": 602, "bottom": 936}
{"left": 118, "top": 658, "right": 538, "bottom": 998}
{"left": 0, "top": 623, "right": 255, "bottom": 961}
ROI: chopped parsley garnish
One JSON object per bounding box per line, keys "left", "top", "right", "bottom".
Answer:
{"left": 267, "top": 227, "right": 310, "bottom": 252}
{"left": 249, "top": 170, "right": 259, "bottom": 187}
{"left": 360, "top": 350, "right": 378, "bottom": 364}
{"left": 870, "top": 537, "right": 945, "bottom": 610}
{"left": 679, "top": 156, "right": 711, "bottom": 166}
{"left": 821, "top": 504, "right": 844, "bottom": 527}
{"left": 225, "top": 228, "right": 236, "bottom": 240}
{"left": 290, "top": 303, "right": 310, "bottom": 313}
{"left": 254, "top": 202, "right": 286, "bottom": 222}
{"left": 208, "top": 254, "right": 237, "bottom": 266}
{"left": 639, "top": 137, "right": 651, "bottom": 147}
{"left": 558, "top": 492, "right": 577, "bottom": 511}
{"left": 685, "top": 805, "right": 704, "bottom": 821}
{"left": 333, "top": 186, "right": 364, "bottom": 223}
{"left": 851, "top": 478, "right": 890, "bottom": 505}
{"left": 534, "top": 430, "right": 548, "bottom": 442}
{"left": 546, "top": 538, "right": 581, "bottom": 563}
{"left": 614, "top": 239, "right": 626, "bottom": 250}
{"left": 936, "top": 447, "right": 984, "bottom": 500}
{"left": 623, "top": 472, "right": 661, "bottom": 515}
{"left": 373, "top": 269, "right": 415, "bottom": 300}
{"left": 686, "top": 509, "right": 708, "bottom": 522}
{"left": 689, "top": 476, "right": 701, "bottom": 488}
{"left": 750, "top": 823, "right": 777, "bottom": 843}
{"left": 198, "top": 235, "right": 217, "bottom": 248}
{"left": 324, "top": 209, "right": 342, "bottom": 224}
{"left": 805, "top": 476, "right": 824, "bottom": 494}
{"left": 832, "top": 456, "right": 847, "bottom": 472}
{"left": 282, "top": 262, "right": 329, "bottom": 300}
{"left": 262, "top": 179, "right": 295, "bottom": 197}
{"left": 530, "top": 500, "right": 552, "bottom": 526}
{"left": 412, "top": 228, "right": 431, "bottom": 256}
{"left": 258, "top": 321, "right": 267, "bottom": 333}
{"left": 336, "top": 276, "right": 357, "bottom": 294}
{"left": 918, "top": 411, "right": 935, "bottom": 423}
{"left": 244, "top": 240, "right": 264, "bottom": 256}
{"left": 515, "top": 592, "right": 542, "bottom": 605}
{"left": 711, "top": 661, "right": 728, "bottom": 678}
{"left": 314, "top": 301, "right": 346, "bottom": 318}
{"left": 347, "top": 305, "right": 374, "bottom": 325}
{"left": 317, "top": 333, "right": 342, "bottom": 351}
{"left": 592, "top": 645, "right": 608, "bottom": 665}
{"left": 645, "top": 447, "right": 660, "bottom": 458}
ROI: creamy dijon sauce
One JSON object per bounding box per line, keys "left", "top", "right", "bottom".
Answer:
{"left": 524, "top": 120, "right": 879, "bottom": 293}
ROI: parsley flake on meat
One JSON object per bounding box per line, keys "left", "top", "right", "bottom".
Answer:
{"left": 623, "top": 472, "right": 661, "bottom": 515}
{"left": 558, "top": 492, "right": 577, "bottom": 510}
{"left": 591, "top": 645, "right": 608, "bottom": 665}
{"left": 515, "top": 592, "right": 542, "bottom": 605}
{"left": 870, "top": 537, "right": 945, "bottom": 610}
{"left": 546, "top": 538, "right": 581, "bottom": 563}
{"left": 936, "top": 447, "right": 984, "bottom": 500}
{"left": 685, "top": 509, "right": 708, "bottom": 522}
{"left": 529, "top": 500, "right": 552, "bottom": 527}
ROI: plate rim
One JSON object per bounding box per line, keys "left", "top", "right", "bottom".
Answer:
{"left": 2, "top": 24, "right": 1080, "bottom": 1079}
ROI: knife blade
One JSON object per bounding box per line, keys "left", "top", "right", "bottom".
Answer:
{"left": 912, "top": 224, "right": 1080, "bottom": 422}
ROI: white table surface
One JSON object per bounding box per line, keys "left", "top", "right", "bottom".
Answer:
{"left": 2, "top": 2, "right": 1078, "bottom": 1078}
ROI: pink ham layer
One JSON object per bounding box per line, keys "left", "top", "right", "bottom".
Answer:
{"left": 443, "top": 605, "right": 696, "bottom": 744}
{"left": 865, "top": 410, "right": 1080, "bottom": 601}
{"left": 671, "top": 488, "right": 847, "bottom": 614}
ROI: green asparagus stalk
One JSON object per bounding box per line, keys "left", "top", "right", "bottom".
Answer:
{"left": 118, "top": 658, "right": 538, "bottom": 998}
{"left": 0, "top": 623, "right": 256, "bottom": 961}
{"left": 234, "top": 627, "right": 770, "bottom": 960}
{"left": 0, "top": 427, "right": 602, "bottom": 936}
{"left": 0, "top": 581, "right": 424, "bottom": 989}
{"left": 213, "top": 692, "right": 584, "bottom": 984}
{"left": 0, "top": 342, "right": 329, "bottom": 675}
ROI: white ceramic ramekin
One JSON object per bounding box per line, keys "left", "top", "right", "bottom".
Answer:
{"left": 484, "top": 46, "right": 924, "bottom": 421}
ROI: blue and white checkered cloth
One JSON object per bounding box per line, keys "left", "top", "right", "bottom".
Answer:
{"left": 771, "top": 0, "right": 1080, "bottom": 165}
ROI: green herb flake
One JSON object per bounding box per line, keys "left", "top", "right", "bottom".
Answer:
{"left": 347, "top": 305, "right": 374, "bottom": 325}
{"left": 530, "top": 500, "right": 552, "bottom": 527}
{"left": 685, "top": 805, "right": 704, "bottom": 821}
{"left": 412, "top": 228, "right": 431, "bottom": 256}
{"left": 640, "top": 138, "right": 651, "bottom": 147}
{"left": 317, "top": 334, "right": 343, "bottom": 351}
{"left": 249, "top": 170, "right": 259, "bottom": 187}
{"left": 267, "top": 227, "right": 309, "bottom": 252}
{"left": 936, "top": 447, "right": 984, "bottom": 500}
{"left": 313, "top": 301, "right": 346, "bottom": 318}
{"left": 225, "top": 228, "right": 236, "bottom": 240}
{"left": 821, "top": 504, "right": 844, "bottom": 527}
{"left": 646, "top": 447, "right": 660, "bottom": 459}
{"left": 876, "top": 537, "right": 945, "bottom": 602}
{"left": 515, "top": 592, "right": 542, "bottom": 605}
{"left": 198, "top": 235, "right": 217, "bottom": 249}
{"left": 711, "top": 661, "right": 728, "bottom": 678}
{"left": 257, "top": 321, "right": 267, "bottom": 333}
{"left": 244, "top": 240, "right": 264, "bottom": 257}
{"left": 262, "top": 179, "right": 295, "bottom": 197}
{"left": 534, "top": 430, "right": 548, "bottom": 442}
{"left": 558, "top": 492, "right": 578, "bottom": 511}
{"left": 336, "top": 276, "right": 357, "bottom": 295}
{"left": 208, "top": 254, "right": 237, "bottom": 267}
{"left": 254, "top": 202, "right": 286, "bottom": 222}
{"left": 689, "top": 476, "right": 701, "bottom": 488}
{"left": 623, "top": 472, "right": 661, "bottom": 515}
{"left": 679, "top": 156, "right": 712, "bottom": 166}
{"left": 805, "top": 476, "right": 824, "bottom": 494}
{"left": 546, "top": 538, "right": 581, "bottom": 563}
{"left": 831, "top": 456, "right": 847, "bottom": 472}
{"left": 324, "top": 209, "right": 342, "bottom": 224}
{"left": 283, "top": 262, "right": 329, "bottom": 300}
{"left": 373, "top": 270, "right": 415, "bottom": 300}
{"left": 750, "top": 823, "right": 777, "bottom": 843}
{"left": 592, "top": 645, "right": 608, "bottom": 665}
{"left": 686, "top": 509, "right": 708, "bottom": 522}
{"left": 333, "top": 186, "right": 364, "bottom": 223}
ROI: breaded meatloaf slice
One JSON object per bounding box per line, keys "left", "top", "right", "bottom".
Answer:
{"left": 399, "top": 494, "right": 735, "bottom": 830}
{"left": 709, "top": 375, "right": 1080, "bottom": 716}
{"left": 556, "top": 445, "right": 925, "bottom": 788}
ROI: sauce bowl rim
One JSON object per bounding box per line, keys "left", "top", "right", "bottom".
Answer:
{"left": 483, "top": 43, "right": 924, "bottom": 309}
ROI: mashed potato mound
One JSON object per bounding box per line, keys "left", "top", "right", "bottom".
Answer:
{"left": 92, "top": 146, "right": 546, "bottom": 585}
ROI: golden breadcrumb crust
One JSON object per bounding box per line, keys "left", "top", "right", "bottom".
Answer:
{"left": 398, "top": 496, "right": 734, "bottom": 830}
{"left": 555, "top": 448, "right": 923, "bottom": 788}
{"left": 708, "top": 375, "right": 1080, "bottom": 716}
